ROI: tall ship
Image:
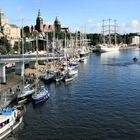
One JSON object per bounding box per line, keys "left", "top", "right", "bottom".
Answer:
{"left": 97, "top": 19, "right": 120, "bottom": 52}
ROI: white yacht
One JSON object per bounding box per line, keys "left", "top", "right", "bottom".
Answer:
{"left": 0, "top": 107, "right": 23, "bottom": 139}
{"left": 79, "top": 46, "right": 89, "bottom": 57}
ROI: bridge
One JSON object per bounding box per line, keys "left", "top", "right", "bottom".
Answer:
{"left": 0, "top": 53, "right": 64, "bottom": 83}
{"left": 0, "top": 54, "right": 63, "bottom": 63}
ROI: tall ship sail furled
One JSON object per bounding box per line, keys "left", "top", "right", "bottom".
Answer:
{"left": 97, "top": 19, "right": 120, "bottom": 52}
{"left": 79, "top": 32, "right": 89, "bottom": 57}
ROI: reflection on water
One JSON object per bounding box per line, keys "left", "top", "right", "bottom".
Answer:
{"left": 99, "top": 50, "right": 140, "bottom": 67}
{"left": 100, "top": 51, "right": 120, "bottom": 59}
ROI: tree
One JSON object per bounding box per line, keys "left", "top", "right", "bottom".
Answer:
{"left": 0, "top": 37, "right": 12, "bottom": 54}
{"left": 0, "top": 45, "right": 7, "bottom": 54}
{"left": 25, "top": 41, "right": 32, "bottom": 52}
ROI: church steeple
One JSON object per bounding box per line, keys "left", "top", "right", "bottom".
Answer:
{"left": 36, "top": 9, "right": 43, "bottom": 32}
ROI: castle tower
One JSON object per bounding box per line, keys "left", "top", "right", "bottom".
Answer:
{"left": 0, "top": 9, "right": 8, "bottom": 26}
{"left": 35, "top": 9, "right": 43, "bottom": 32}
{"left": 54, "top": 16, "right": 61, "bottom": 33}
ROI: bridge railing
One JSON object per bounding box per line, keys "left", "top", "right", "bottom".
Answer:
{"left": 0, "top": 53, "right": 64, "bottom": 59}
{"left": 0, "top": 54, "right": 64, "bottom": 63}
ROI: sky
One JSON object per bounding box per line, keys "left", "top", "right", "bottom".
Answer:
{"left": 1, "top": 0, "right": 140, "bottom": 34}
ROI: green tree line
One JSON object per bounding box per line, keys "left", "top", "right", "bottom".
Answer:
{"left": 87, "top": 33, "right": 138, "bottom": 46}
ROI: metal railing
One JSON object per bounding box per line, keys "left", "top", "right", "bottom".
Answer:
{"left": 0, "top": 54, "right": 64, "bottom": 63}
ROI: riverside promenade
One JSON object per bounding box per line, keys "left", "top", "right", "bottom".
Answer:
{"left": 0, "top": 73, "right": 21, "bottom": 93}
{"left": 0, "top": 63, "right": 53, "bottom": 94}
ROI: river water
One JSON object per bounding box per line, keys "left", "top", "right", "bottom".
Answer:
{"left": 7, "top": 48, "right": 140, "bottom": 140}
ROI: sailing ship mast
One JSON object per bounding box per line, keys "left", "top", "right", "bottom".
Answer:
{"left": 102, "top": 19, "right": 117, "bottom": 45}
{"left": 102, "top": 20, "right": 105, "bottom": 45}
{"left": 64, "top": 32, "right": 68, "bottom": 72}
{"left": 114, "top": 20, "right": 117, "bottom": 46}
{"left": 34, "top": 30, "right": 39, "bottom": 94}
{"left": 21, "top": 23, "right": 25, "bottom": 90}
{"left": 45, "top": 32, "right": 49, "bottom": 69}
{"left": 108, "top": 18, "right": 111, "bottom": 46}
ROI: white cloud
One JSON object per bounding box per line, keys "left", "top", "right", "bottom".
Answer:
{"left": 131, "top": 20, "right": 139, "bottom": 28}
{"left": 119, "top": 20, "right": 140, "bottom": 34}
{"left": 87, "top": 18, "right": 93, "bottom": 24}
{"left": 71, "top": 19, "right": 140, "bottom": 34}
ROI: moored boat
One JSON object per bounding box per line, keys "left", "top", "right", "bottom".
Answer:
{"left": 79, "top": 57, "right": 87, "bottom": 62}
{"left": 55, "top": 76, "right": 63, "bottom": 82}
{"left": 68, "top": 68, "right": 78, "bottom": 76}
{"left": 32, "top": 85, "right": 50, "bottom": 104}
{"left": 98, "top": 44, "right": 120, "bottom": 53}
{"left": 0, "top": 107, "right": 23, "bottom": 139}
{"left": 65, "top": 76, "right": 74, "bottom": 82}
{"left": 31, "top": 31, "right": 50, "bottom": 105}
{"left": 17, "top": 84, "right": 35, "bottom": 104}
{"left": 97, "top": 19, "right": 120, "bottom": 53}
{"left": 40, "top": 72, "right": 55, "bottom": 84}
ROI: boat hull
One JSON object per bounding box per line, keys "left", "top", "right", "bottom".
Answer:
{"left": 17, "top": 89, "right": 35, "bottom": 104}
{"left": 40, "top": 75, "right": 55, "bottom": 84}
{"left": 55, "top": 76, "right": 63, "bottom": 82}
{"left": 79, "top": 52, "right": 88, "bottom": 58}
{"left": 32, "top": 94, "right": 49, "bottom": 104}
{"left": 0, "top": 116, "right": 23, "bottom": 140}
{"left": 0, "top": 111, "right": 23, "bottom": 139}
{"left": 100, "top": 47, "right": 120, "bottom": 52}
{"left": 64, "top": 76, "right": 74, "bottom": 82}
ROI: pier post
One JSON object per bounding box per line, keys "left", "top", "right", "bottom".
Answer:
{"left": 0, "top": 64, "right": 6, "bottom": 84}
{"left": 15, "top": 62, "right": 24, "bottom": 76}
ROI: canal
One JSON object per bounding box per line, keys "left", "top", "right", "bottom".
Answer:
{"left": 7, "top": 48, "right": 140, "bottom": 140}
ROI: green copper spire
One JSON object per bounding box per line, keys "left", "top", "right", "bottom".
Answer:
{"left": 38, "top": 9, "right": 41, "bottom": 17}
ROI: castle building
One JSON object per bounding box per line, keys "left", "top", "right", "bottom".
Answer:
{"left": 23, "top": 9, "right": 69, "bottom": 51}
{"left": 24, "top": 9, "right": 53, "bottom": 35}
{"left": 24, "top": 9, "right": 69, "bottom": 35}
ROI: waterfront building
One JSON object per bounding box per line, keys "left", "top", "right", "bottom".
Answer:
{"left": 130, "top": 36, "right": 140, "bottom": 45}
{"left": 54, "top": 16, "right": 69, "bottom": 34}
{"left": 24, "top": 9, "right": 54, "bottom": 34}
{"left": 23, "top": 10, "right": 69, "bottom": 35}
{"left": 0, "top": 9, "right": 21, "bottom": 47}
{"left": 23, "top": 9, "right": 69, "bottom": 51}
